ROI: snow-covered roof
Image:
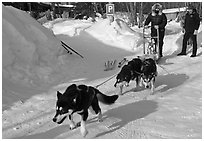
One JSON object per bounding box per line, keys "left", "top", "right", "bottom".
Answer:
{"left": 39, "top": 2, "right": 75, "bottom": 8}
{"left": 163, "top": 7, "right": 187, "bottom": 14}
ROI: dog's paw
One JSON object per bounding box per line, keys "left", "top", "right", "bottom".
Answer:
{"left": 69, "top": 124, "right": 77, "bottom": 130}
{"left": 76, "top": 122, "right": 81, "bottom": 127}
{"left": 69, "top": 126, "right": 76, "bottom": 130}
{"left": 119, "top": 93, "right": 123, "bottom": 96}
{"left": 98, "top": 119, "right": 103, "bottom": 122}
{"left": 81, "top": 129, "right": 88, "bottom": 137}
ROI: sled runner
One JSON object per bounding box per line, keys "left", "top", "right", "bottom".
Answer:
{"left": 61, "top": 41, "right": 84, "bottom": 58}
{"left": 142, "top": 26, "right": 160, "bottom": 61}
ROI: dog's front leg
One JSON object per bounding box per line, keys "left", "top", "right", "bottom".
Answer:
{"left": 97, "top": 110, "right": 103, "bottom": 122}
{"left": 139, "top": 77, "right": 143, "bottom": 87}
{"left": 150, "top": 80, "right": 155, "bottom": 95}
{"left": 136, "top": 76, "right": 141, "bottom": 88}
{"left": 119, "top": 84, "right": 124, "bottom": 95}
{"left": 69, "top": 115, "right": 76, "bottom": 130}
{"left": 80, "top": 111, "right": 88, "bottom": 137}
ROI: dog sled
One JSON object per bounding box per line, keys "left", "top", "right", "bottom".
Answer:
{"left": 142, "top": 26, "right": 160, "bottom": 61}
{"left": 104, "top": 58, "right": 128, "bottom": 71}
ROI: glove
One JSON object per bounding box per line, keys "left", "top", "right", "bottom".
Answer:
{"left": 193, "top": 30, "right": 198, "bottom": 35}
{"left": 144, "top": 25, "right": 149, "bottom": 29}
{"left": 154, "top": 25, "right": 159, "bottom": 29}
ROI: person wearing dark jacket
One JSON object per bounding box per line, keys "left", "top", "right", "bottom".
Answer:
{"left": 144, "top": 3, "right": 167, "bottom": 58}
{"left": 177, "top": 5, "right": 201, "bottom": 57}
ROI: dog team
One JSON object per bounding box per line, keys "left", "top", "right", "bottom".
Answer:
{"left": 53, "top": 57, "right": 157, "bottom": 137}
{"left": 52, "top": 3, "right": 201, "bottom": 138}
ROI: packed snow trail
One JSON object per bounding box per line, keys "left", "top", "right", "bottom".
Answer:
{"left": 3, "top": 47, "right": 202, "bottom": 139}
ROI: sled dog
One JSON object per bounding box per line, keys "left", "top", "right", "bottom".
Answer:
{"left": 53, "top": 84, "right": 118, "bottom": 137}
{"left": 114, "top": 58, "right": 143, "bottom": 94}
{"left": 141, "top": 58, "right": 158, "bottom": 95}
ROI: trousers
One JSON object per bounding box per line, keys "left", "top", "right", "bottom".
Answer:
{"left": 151, "top": 30, "right": 165, "bottom": 57}
{"left": 181, "top": 32, "right": 197, "bottom": 55}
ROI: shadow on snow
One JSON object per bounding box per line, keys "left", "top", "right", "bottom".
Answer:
{"left": 95, "top": 100, "right": 158, "bottom": 138}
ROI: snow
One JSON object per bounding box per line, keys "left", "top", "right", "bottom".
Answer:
{"left": 163, "top": 7, "right": 187, "bottom": 14}
{"left": 40, "top": 2, "right": 75, "bottom": 8}
{"left": 2, "top": 5, "right": 202, "bottom": 139}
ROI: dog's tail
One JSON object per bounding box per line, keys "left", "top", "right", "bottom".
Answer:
{"left": 96, "top": 90, "right": 118, "bottom": 105}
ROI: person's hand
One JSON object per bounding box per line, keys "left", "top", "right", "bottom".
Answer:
{"left": 193, "top": 30, "right": 198, "bottom": 35}
{"left": 144, "top": 25, "right": 149, "bottom": 29}
{"left": 154, "top": 25, "right": 159, "bottom": 29}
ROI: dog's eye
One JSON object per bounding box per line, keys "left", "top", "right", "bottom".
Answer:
{"left": 56, "top": 106, "right": 67, "bottom": 115}
{"left": 59, "top": 108, "right": 67, "bottom": 115}
{"left": 61, "top": 109, "right": 66, "bottom": 114}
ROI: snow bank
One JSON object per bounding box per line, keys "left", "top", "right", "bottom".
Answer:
{"left": 2, "top": 5, "right": 63, "bottom": 87}
{"left": 85, "top": 18, "right": 141, "bottom": 51}
{"left": 46, "top": 17, "right": 142, "bottom": 51}
{"left": 44, "top": 19, "right": 93, "bottom": 37}
{"left": 2, "top": 5, "right": 134, "bottom": 110}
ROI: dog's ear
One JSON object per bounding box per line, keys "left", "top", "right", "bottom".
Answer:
{"left": 57, "top": 91, "right": 62, "bottom": 99}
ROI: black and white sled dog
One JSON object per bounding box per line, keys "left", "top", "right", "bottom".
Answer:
{"left": 52, "top": 84, "right": 118, "bottom": 137}
{"left": 114, "top": 58, "right": 143, "bottom": 94}
{"left": 140, "top": 58, "right": 158, "bottom": 95}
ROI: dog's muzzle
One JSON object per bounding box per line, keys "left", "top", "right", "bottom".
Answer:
{"left": 53, "top": 109, "right": 73, "bottom": 124}
{"left": 53, "top": 115, "right": 67, "bottom": 124}
{"left": 145, "top": 85, "right": 150, "bottom": 89}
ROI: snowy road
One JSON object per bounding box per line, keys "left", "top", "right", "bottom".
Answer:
{"left": 3, "top": 51, "right": 202, "bottom": 139}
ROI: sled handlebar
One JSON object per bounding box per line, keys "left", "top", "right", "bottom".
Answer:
{"left": 143, "top": 25, "right": 152, "bottom": 29}
{"left": 143, "top": 36, "right": 158, "bottom": 39}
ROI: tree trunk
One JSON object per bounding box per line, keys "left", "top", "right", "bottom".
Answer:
{"left": 98, "top": 2, "right": 103, "bottom": 14}
{"left": 129, "top": 2, "right": 137, "bottom": 26}
{"left": 57, "top": 3, "right": 62, "bottom": 18}
{"left": 138, "top": 2, "right": 143, "bottom": 28}
{"left": 126, "top": 2, "right": 130, "bottom": 13}
{"left": 28, "top": 2, "right": 31, "bottom": 12}
{"left": 133, "top": 2, "right": 137, "bottom": 26}
{"left": 51, "top": 2, "right": 56, "bottom": 19}
{"left": 93, "top": 2, "right": 98, "bottom": 13}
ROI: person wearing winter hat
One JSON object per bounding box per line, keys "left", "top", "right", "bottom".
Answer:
{"left": 144, "top": 3, "right": 167, "bottom": 58}
{"left": 177, "top": 5, "right": 201, "bottom": 57}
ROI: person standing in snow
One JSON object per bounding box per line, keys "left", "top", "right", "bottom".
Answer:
{"left": 177, "top": 5, "right": 201, "bottom": 57}
{"left": 144, "top": 3, "right": 167, "bottom": 58}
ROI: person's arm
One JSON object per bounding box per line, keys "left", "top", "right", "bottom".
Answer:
{"left": 194, "top": 13, "right": 201, "bottom": 30}
{"left": 144, "top": 14, "right": 151, "bottom": 26}
{"left": 183, "top": 13, "right": 188, "bottom": 29}
{"left": 194, "top": 13, "right": 201, "bottom": 35}
{"left": 158, "top": 13, "right": 167, "bottom": 29}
